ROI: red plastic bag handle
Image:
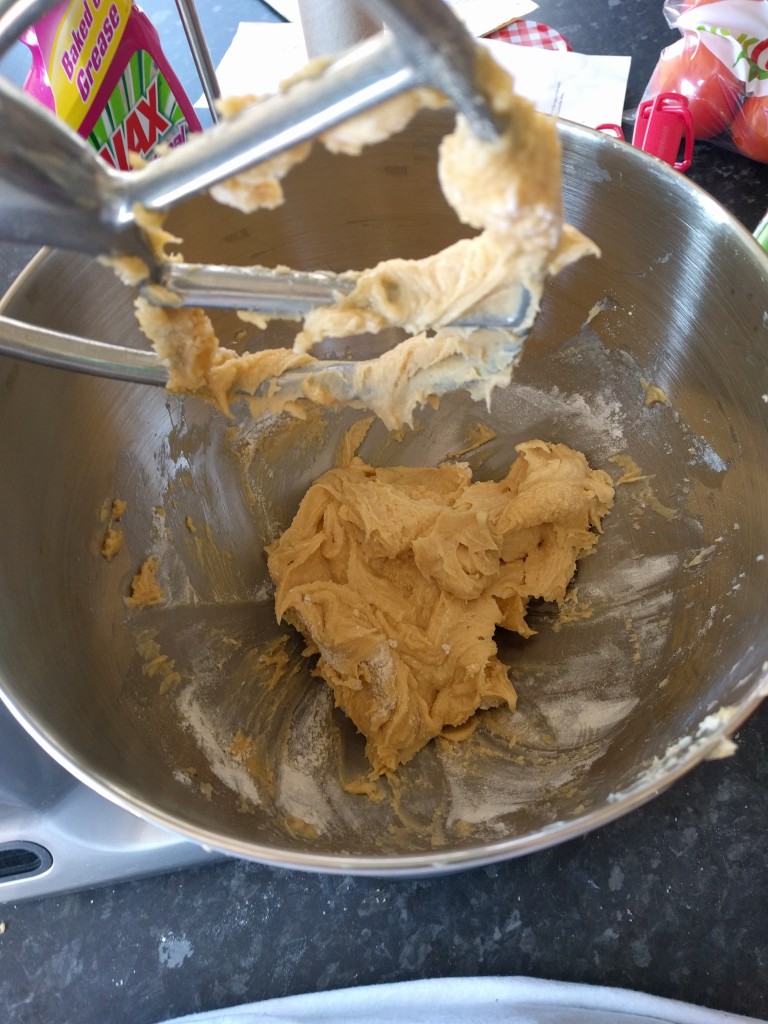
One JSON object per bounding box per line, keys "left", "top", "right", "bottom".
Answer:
{"left": 632, "top": 92, "right": 695, "bottom": 172}
{"left": 596, "top": 93, "right": 695, "bottom": 173}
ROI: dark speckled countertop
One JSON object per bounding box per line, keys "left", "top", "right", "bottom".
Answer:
{"left": 1, "top": 2, "right": 768, "bottom": 1022}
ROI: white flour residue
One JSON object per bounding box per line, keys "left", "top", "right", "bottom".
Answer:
{"left": 443, "top": 743, "right": 606, "bottom": 828}
{"left": 227, "top": 416, "right": 285, "bottom": 543}
{"left": 575, "top": 553, "right": 678, "bottom": 664}
{"left": 284, "top": 686, "right": 334, "bottom": 775}
{"left": 583, "top": 553, "right": 678, "bottom": 606}
{"left": 175, "top": 684, "right": 263, "bottom": 806}
{"left": 187, "top": 625, "right": 245, "bottom": 678}
{"left": 276, "top": 686, "right": 336, "bottom": 833}
{"left": 492, "top": 383, "right": 626, "bottom": 454}
{"left": 630, "top": 604, "right": 674, "bottom": 664}
{"left": 554, "top": 389, "right": 627, "bottom": 448}
{"left": 505, "top": 637, "right": 638, "bottom": 749}
{"left": 535, "top": 695, "right": 639, "bottom": 749}
{"left": 277, "top": 764, "right": 332, "bottom": 835}
{"left": 700, "top": 605, "right": 719, "bottom": 634}
{"left": 143, "top": 508, "right": 199, "bottom": 607}
{"left": 686, "top": 435, "right": 728, "bottom": 474}
{"left": 512, "top": 639, "right": 627, "bottom": 703}
{"left": 251, "top": 580, "right": 274, "bottom": 603}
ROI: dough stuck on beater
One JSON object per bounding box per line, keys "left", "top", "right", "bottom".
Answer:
{"left": 135, "top": 47, "right": 599, "bottom": 430}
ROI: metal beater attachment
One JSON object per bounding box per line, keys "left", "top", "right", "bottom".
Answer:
{"left": 0, "top": 0, "right": 524, "bottom": 382}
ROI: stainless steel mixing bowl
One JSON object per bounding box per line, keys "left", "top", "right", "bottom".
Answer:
{"left": 1, "top": 115, "right": 767, "bottom": 874}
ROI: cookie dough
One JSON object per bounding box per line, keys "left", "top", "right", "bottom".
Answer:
{"left": 101, "top": 526, "right": 124, "bottom": 560}
{"left": 266, "top": 440, "right": 614, "bottom": 773}
{"left": 100, "top": 497, "right": 127, "bottom": 560}
{"left": 125, "top": 557, "right": 165, "bottom": 608}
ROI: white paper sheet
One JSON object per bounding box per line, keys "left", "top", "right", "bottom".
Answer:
{"left": 199, "top": 22, "right": 307, "bottom": 101}
{"left": 196, "top": 23, "right": 631, "bottom": 132}
{"left": 481, "top": 39, "right": 631, "bottom": 129}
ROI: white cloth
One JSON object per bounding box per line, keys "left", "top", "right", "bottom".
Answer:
{"left": 157, "top": 976, "right": 766, "bottom": 1024}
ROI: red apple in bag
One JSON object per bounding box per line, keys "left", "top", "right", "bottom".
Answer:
{"left": 731, "top": 95, "right": 768, "bottom": 162}
{"left": 656, "top": 35, "right": 743, "bottom": 139}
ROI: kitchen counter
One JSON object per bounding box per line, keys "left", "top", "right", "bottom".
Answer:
{"left": 1, "top": 2, "right": 768, "bottom": 1022}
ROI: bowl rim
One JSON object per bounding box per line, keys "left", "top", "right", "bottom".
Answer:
{"left": 0, "top": 678, "right": 765, "bottom": 876}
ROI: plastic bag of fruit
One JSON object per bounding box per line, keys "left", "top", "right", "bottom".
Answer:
{"left": 642, "top": 0, "right": 768, "bottom": 162}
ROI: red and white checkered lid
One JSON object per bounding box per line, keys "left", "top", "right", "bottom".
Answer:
{"left": 487, "top": 20, "right": 572, "bottom": 51}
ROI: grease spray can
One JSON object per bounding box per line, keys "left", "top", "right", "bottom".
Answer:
{"left": 22, "top": 0, "right": 201, "bottom": 169}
